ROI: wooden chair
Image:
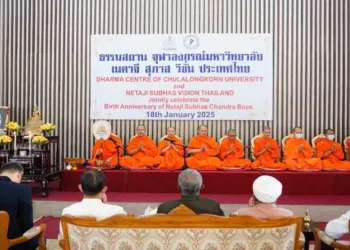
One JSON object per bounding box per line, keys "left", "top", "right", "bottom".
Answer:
{"left": 60, "top": 205, "right": 303, "bottom": 250}
{"left": 313, "top": 221, "right": 350, "bottom": 250}
{"left": 282, "top": 134, "right": 294, "bottom": 153}
{"left": 251, "top": 133, "right": 263, "bottom": 160}
{"left": 344, "top": 136, "right": 350, "bottom": 161}
{"left": 0, "top": 211, "right": 47, "bottom": 250}
{"left": 311, "top": 134, "right": 327, "bottom": 157}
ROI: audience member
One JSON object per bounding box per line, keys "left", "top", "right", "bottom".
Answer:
{"left": 157, "top": 169, "right": 224, "bottom": 215}
{"left": 0, "top": 162, "right": 38, "bottom": 250}
{"left": 60, "top": 170, "right": 126, "bottom": 234}
{"left": 325, "top": 210, "right": 350, "bottom": 246}
{"left": 235, "top": 175, "right": 293, "bottom": 219}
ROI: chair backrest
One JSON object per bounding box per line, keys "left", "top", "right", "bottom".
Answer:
{"left": 251, "top": 134, "right": 263, "bottom": 160}
{"left": 219, "top": 135, "right": 242, "bottom": 145}
{"left": 282, "top": 134, "right": 294, "bottom": 152}
{"left": 61, "top": 205, "right": 302, "bottom": 250}
{"left": 311, "top": 134, "right": 327, "bottom": 157}
{"left": 0, "top": 211, "right": 10, "bottom": 250}
{"left": 344, "top": 136, "right": 350, "bottom": 160}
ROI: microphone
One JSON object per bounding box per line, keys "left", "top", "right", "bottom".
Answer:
{"left": 164, "top": 138, "right": 176, "bottom": 143}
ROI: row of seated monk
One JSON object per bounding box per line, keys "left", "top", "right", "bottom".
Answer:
{"left": 88, "top": 125, "right": 350, "bottom": 171}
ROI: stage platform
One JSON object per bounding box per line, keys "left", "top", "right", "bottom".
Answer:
{"left": 61, "top": 168, "right": 350, "bottom": 195}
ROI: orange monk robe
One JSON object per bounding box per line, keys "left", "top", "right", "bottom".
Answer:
{"left": 154, "top": 137, "right": 184, "bottom": 170}
{"left": 284, "top": 138, "right": 322, "bottom": 171}
{"left": 251, "top": 137, "right": 286, "bottom": 170}
{"left": 316, "top": 140, "right": 350, "bottom": 170}
{"left": 88, "top": 134, "right": 123, "bottom": 168}
{"left": 219, "top": 138, "right": 251, "bottom": 169}
{"left": 186, "top": 135, "right": 221, "bottom": 170}
{"left": 121, "top": 136, "right": 157, "bottom": 168}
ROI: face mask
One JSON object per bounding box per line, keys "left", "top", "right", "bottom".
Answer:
{"left": 327, "top": 135, "right": 335, "bottom": 140}
{"left": 295, "top": 134, "right": 303, "bottom": 139}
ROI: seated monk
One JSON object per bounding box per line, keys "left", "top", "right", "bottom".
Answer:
{"left": 284, "top": 127, "right": 322, "bottom": 171}
{"left": 154, "top": 127, "right": 184, "bottom": 170}
{"left": 316, "top": 128, "right": 350, "bottom": 171}
{"left": 251, "top": 126, "right": 286, "bottom": 170}
{"left": 186, "top": 125, "right": 221, "bottom": 170}
{"left": 219, "top": 129, "right": 251, "bottom": 170}
{"left": 88, "top": 133, "right": 123, "bottom": 168}
{"left": 120, "top": 125, "right": 157, "bottom": 169}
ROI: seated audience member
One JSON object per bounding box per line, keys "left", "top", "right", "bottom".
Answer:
{"left": 235, "top": 175, "right": 293, "bottom": 219}
{"left": 88, "top": 133, "right": 124, "bottom": 168}
{"left": 316, "top": 128, "right": 350, "bottom": 170}
{"left": 325, "top": 210, "right": 350, "bottom": 240}
{"left": 157, "top": 169, "right": 224, "bottom": 215}
{"left": 0, "top": 162, "right": 38, "bottom": 250}
{"left": 251, "top": 126, "right": 286, "bottom": 170}
{"left": 219, "top": 129, "right": 251, "bottom": 169}
{"left": 60, "top": 170, "right": 126, "bottom": 234}
{"left": 186, "top": 125, "right": 221, "bottom": 170}
{"left": 154, "top": 126, "right": 184, "bottom": 170}
{"left": 121, "top": 125, "right": 157, "bottom": 169}
{"left": 284, "top": 127, "right": 322, "bottom": 171}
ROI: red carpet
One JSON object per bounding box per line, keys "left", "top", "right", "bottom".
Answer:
{"left": 61, "top": 168, "right": 350, "bottom": 195}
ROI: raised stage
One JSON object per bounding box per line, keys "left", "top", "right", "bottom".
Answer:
{"left": 61, "top": 169, "right": 350, "bottom": 195}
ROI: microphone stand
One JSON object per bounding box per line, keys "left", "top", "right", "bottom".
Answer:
{"left": 170, "top": 141, "right": 189, "bottom": 170}
{"left": 115, "top": 144, "right": 123, "bottom": 170}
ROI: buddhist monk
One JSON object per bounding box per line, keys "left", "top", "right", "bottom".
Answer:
{"left": 251, "top": 126, "right": 286, "bottom": 170}
{"left": 219, "top": 129, "right": 251, "bottom": 170}
{"left": 88, "top": 133, "right": 123, "bottom": 168}
{"left": 316, "top": 128, "right": 350, "bottom": 171}
{"left": 154, "top": 127, "right": 184, "bottom": 170}
{"left": 186, "top": 125, "right": 221, "bottom": 170}
{"left": 284, "top": 127, "right": 322, "bottom": 171}
{"left": 120, "top": 125, "right": 157, "bottom": 169}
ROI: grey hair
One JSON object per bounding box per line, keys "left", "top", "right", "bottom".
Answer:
{"left": 178, "top": 169, "right": 203, "bottom": 196}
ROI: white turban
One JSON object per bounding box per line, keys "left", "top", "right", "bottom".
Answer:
{"left": 253, "top": 175, "right": 282, "bottom": 203}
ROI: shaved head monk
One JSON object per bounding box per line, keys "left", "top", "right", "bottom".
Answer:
{"left": 316, "top": 128, "right": 350, "bottom": 171}
{"left": 186, "top": 125, "right": 221, "bottom": 170}
{"left": 219, "top": 129, "right": 251, "bottom": 170}
{"left": 154, "top": 127, "right": 184, "bottom": 170}
{"left": 284, "top": 127, "right": 322, "bottom": 171}
{"left": 120, "top": 125, "right": 157, "bottom": 169}
{"left": 88, "top": 133, "right": 123, "bottom": 169}
{"left": 251, "top": 126, "right": 286, "bottom": 170}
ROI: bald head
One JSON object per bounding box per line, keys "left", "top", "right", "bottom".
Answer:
{"left": 227, "top": 129, "right": 237, "bottom": 140}
{"left": 137, "top": 125, "right": 146, "bottom": 136}
{"left": 263, "top": 126, "right": 271, "bottom": 137}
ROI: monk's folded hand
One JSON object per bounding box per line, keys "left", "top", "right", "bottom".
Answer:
{"left": 97, "top": 148, "right": 103, "bottom": 155}
{"left": 330, "top": 145, "right": 336, "bottom": 152}
{"left": 298, "top": 145, "right": 304, "bottom": 151}
{"left": 230, "top": 145, "right": 235, "bottom": 152}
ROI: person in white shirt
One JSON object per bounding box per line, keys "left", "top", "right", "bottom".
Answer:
{"left": 325, "top": 210, "right": 350, "bottom": 239}
{"left": 59, "top": 170, "right": 126, "bottom": 235}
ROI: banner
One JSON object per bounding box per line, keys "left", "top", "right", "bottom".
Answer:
{"left": 91, "top": 34, "right": 273, "bottom": 120}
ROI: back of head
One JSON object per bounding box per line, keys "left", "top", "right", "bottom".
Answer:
{"left": 0, "top": 162, "right": 24, "bottom": 183}
{"left": 253, "top": 175, "right": 282, "bottom": 203}
{"left": 178, "top": 169, "right": 203, "bottom": 196}
{"left": 80, "top": 170, "right": 106, "bottom": 196}
{"left": 0, "top": 162, "right": 24, "bottom": 175}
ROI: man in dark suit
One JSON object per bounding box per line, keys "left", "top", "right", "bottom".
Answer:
{"left": 0, "top": 162, "right": 38, "bottom": 250}
{"left": 157, "top": 169, "right": 224, "bottom": 215}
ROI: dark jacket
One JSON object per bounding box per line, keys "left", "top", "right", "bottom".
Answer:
{"left": 0, "top": 176, "right": 38, "bottom": 250}
{"left": 157, "top": 195, "right": 224, "bottom": 216}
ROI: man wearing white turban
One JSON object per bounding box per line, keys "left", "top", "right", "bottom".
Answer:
{"left": 234, "top": 175, "right": 293, "bottom": 219}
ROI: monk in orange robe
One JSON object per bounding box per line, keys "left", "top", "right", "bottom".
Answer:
{"left": 88, "top": 133, "right": 123, "bottom": 168}
{"left": 251, "top": 126, "right": 286, "bottom": 170}
{"left": 120, "top": 125, "right": 157, "bottom": 169}
{"left": 186, "top": 125, "right": 221, "bottom": 170}
{"left": 154, "top": 127, "right": 184, "bottom": 170}
{"left": 316, "top": 128, "right": 350, "bottom": 170}
{"left": 284, "top": 127, "right": 322, "bottom": 171}
{"left": 219, "top": 129, "right": 251, "bottom": 170}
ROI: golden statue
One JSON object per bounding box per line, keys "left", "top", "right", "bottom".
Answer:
{"left": 25, "top": 106, "right": 44, "bottom": 135}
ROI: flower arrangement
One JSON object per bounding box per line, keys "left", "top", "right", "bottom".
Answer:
{"left": 6, "top": 121, "right": 20, "bottom": 131}
{"left": 40, "top": 123, "right": 56, "bottom": 132}
{"left": 32, "top": 135, "right": 49, "bottom": 145}
{"left": 0, "top": 135, "right": 12, "bottom": 144}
